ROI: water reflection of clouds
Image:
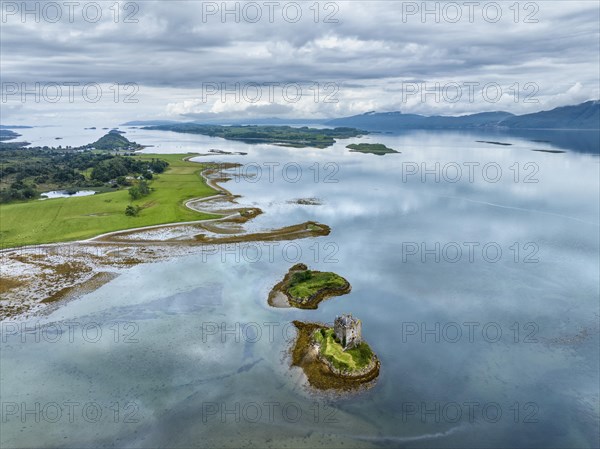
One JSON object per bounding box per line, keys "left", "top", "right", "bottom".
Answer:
{"left": 3, "top": 129, "right": 598, "bottom": 448}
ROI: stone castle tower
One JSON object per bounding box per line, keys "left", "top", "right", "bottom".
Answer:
{"left": 334, "top": 314, "right": 362, "bottom": 350}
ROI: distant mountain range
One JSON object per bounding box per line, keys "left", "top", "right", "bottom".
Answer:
{"left": 325, "top": 100, "right": 599, "bottom": 131}
{"left": 326, "top": 110, "right": 515, "bottom": 130}
{"left": 4, "top": 101, "right": 597, "bottom": 132}
{"left": 118, "top": 101, "right": 599, "bottom": 131}
{"left": 496, "top": 101, "right": 600, "bottom": 129}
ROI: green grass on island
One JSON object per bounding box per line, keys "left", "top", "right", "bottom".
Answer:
{"left": 313, "top": 328, "right": 374, "bottom": 371}
{"left": 0, "top": 154, "right": 220, "bottom": 248}
{"left": 347, "top": 143, "right": 399, "bottom": 155}
{"left": 287, "top": 270, "right": 348, "bottom": 301}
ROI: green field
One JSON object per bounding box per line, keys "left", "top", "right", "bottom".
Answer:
{"left": 313, "top": 328, "right": 374, "bottom": 371}
{"left": 0, "top": 154, "right": 220, "bottom": 248}
{"left": 287, "top": 270, "right": 347, "bottom": 300}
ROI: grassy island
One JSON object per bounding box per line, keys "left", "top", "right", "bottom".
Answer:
{"left": 268, "top": 263, "right": 351, "bottom": 309}
{"left": 291, "top": 321, "right": 380, "bottom": 392}
{"left": 347, "top": 143, "right": 399, "bottom": 155}
{"left": 143, "top": 124, "right": 367, "bottom": 148}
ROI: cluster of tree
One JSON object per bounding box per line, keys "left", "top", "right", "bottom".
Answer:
{"left": 290, "top": 270, "right": 313, "bottom": 286}
{"left": 91, "top": 158, "right": 168, "bottom": 183}
{"left": 0, "top": 181, "right": 38, "bottom": 202}
{"left": 128, "top": 179, "right": 151, "bottom": 200}
{"left": 0, "top": 148, "right": 168, "bottom": 204}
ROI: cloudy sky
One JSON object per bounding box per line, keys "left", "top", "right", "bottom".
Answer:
{"left": 1, "top": 0, "right": 599, "bottom": 125}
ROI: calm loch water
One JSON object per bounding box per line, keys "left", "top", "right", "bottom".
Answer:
{"left": 1, "top": 129, "right": 599, "bottom": 448}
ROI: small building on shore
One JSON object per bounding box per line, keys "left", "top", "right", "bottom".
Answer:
{"left": 334, "top": 314, "right": 362, "bottom": 350}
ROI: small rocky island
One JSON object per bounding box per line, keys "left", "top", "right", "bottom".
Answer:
{"left": 291, "top": 315, "right": 380, "bottom": 391}
{"left": 268, "top": 263, "right": 351, "bottom": 309}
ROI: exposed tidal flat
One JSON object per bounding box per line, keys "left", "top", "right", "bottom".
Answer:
{"left": 1, "top": 127, "right": 599, "bottom": 448}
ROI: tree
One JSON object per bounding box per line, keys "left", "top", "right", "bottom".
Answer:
{"left": 129, "top": 179, "right": 150, "bottom": 200}
{"left": 116, "top": 176, "right": 131, "bottom": 186}
{"left": 129, "top": 186, "right": 142, "bottom": 200}
{"left": 138, "top": 179, "right": 150, "bottom": 196}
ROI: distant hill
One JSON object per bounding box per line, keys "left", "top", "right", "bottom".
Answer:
{"left": 89, "top": 131, "right": 140, "bottom": 151}
{"left": 498, "top": 100, "right": 600, "bottom": 129}
{"left": 325, "top": 101, "right": 600, "bottom": 131}
{"left": 326, "top": 111, "right": 514, "bottom": 130}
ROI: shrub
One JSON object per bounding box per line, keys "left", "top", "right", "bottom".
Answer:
{"left": 290, "top": 270, "right": 312, "bottom": 286}
{"left": 125, "top": 205, "right": 141, "bottom": 216}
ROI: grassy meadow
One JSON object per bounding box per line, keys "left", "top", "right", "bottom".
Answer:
{"left": 0, "top": 154, "right": 220, "bottom": 248}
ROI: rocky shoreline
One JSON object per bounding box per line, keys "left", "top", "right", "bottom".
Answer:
{"left": 290, "top": 321, "right": 380, "bottom": 392}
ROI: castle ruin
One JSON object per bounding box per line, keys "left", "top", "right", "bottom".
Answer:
{"left": 334, "top": 314, "right": 362, "bottom": 350}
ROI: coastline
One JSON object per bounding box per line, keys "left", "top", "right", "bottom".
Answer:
{"left": 0, "top": 157, "right": 331, "bottom": 320}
